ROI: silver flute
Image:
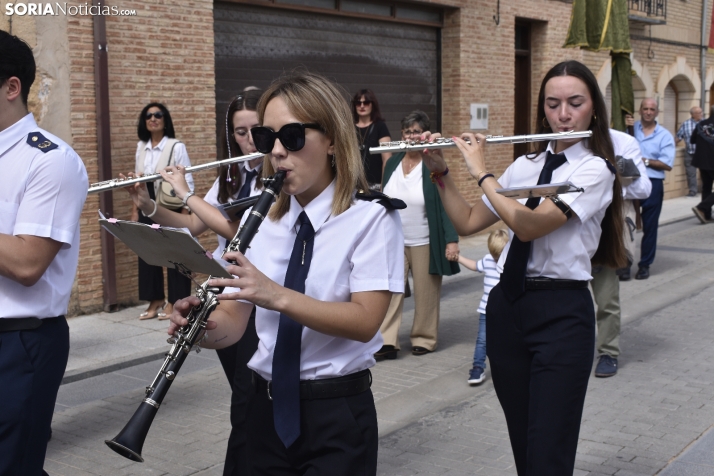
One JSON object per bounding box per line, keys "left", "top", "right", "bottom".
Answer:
{"left": 369, "top": 131, "right": 593, "bottom": 154}
{"left": 88, "top": 152, "right": 265, "bottom": 194}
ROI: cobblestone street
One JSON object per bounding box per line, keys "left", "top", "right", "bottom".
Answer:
{"left": 45, "top": 211, "right": 714, "bottom": 475}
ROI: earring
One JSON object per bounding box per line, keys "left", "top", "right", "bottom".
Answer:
{"left": 331, "top": 154, "right": 336, "bottom": 168}
{"left": 593, "top": 115, "right": 597, "bottom": 121}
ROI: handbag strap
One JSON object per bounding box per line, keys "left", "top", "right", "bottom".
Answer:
{"left": 154, "top": 139, "right": 181, "bottom": 185}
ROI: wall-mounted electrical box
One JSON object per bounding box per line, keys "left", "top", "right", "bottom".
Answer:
{"left": 470, "top": 103, "right": 488, "bottom": 130}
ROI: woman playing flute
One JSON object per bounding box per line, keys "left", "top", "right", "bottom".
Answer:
{"left": 420, "top": 60, "right": 626, "bottom": 475}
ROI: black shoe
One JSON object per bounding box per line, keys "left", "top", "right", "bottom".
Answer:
{"left": 617, "top": 267, "right": 631, "bottom": 281}
{"left": 411, "top": 346, "right": 432, "bottom": 356}
{"left": 374, "top": 345, "right": 398, "bottom": 360}
{"left": 594, "top": 355, "right": 618, "bottom": 377}
{"left": 635, "top": 267, "right": 649, "bottom": 280}
{"left": 692, "top": 207, "right": 709, "bottom": 224}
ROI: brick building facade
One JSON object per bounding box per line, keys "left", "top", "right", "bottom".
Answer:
{"left": 2, "top": 0, "right": 711, "bottom": 314}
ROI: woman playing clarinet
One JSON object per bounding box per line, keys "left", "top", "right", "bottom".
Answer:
{"left": 168, "top": 71, "right": 404, "bottom": 475}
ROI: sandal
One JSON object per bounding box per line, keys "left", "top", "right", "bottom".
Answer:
{"left": 139, "top": 309, "right": 158, "bottom": 320}
{"left": 139, "top": 300, "right": 166, "bottom": 320}
{"left": 157, "top": 302, "right": 171, "bottom": 320}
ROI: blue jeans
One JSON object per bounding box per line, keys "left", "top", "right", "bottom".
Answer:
{"left": 472, "top": 312, "right": 487, "bottom": 369}
{"left": 638, "top": 178, "right": 663, "bottom": 269}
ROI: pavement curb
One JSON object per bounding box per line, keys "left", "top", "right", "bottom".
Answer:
{"left": 61, "top": 348, "right": 166, "bottom": 385}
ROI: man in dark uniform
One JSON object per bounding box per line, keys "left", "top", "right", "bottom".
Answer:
{"left": 691, "top": 105, "right": 714, "bottom": 223}
{"left": 0, "top": 31, "right": 87, "bottom": 475}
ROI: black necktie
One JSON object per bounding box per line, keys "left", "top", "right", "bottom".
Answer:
{"left": 272, "top": 211, "right": 314, "bottom": 448}
{"left": 500, "top": 151, "right": 568, "bottom": 302}
{"left": 238, "top": 168, "right": 258, "bottom": 199}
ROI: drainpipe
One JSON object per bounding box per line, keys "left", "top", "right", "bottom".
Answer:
{"left": 701, "top": 0, "right": 709, "bottom": 112}
{"left": 93, "top": 1, "right": 117, "bottom": 311}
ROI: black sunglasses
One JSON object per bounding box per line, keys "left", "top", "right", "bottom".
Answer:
{"left": 355, "top": 100, "right": 372, "bottom": 106}
{"left": 251, "top": 123, "right": 323, "bottom": 154}
{"left": 145, "top": 111, "right": 164, "bottom": 120}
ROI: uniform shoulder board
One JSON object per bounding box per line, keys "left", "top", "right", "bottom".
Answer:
{"left": 356, "top": 189, "right": 407, "bottom": 210}
{"left": 27, "top": 132, "right": 59, "bottom": 153}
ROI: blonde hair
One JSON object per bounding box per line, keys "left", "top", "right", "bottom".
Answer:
{"left": 258, "top": 70, "right": 368, "bottom": 220}
{"left": 488, "top": 229, "right": 509, "bottom": 262}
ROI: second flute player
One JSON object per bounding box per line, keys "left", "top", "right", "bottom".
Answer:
{"left": 168, "top": 71, "right": 403, "bottom": 475}
{"left": 419, "top": 60, "right": 626, "bottom": 476}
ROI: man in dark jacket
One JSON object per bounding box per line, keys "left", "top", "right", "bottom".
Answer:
{"left": 691, "top": 106, "right": 714, "bottom": 223}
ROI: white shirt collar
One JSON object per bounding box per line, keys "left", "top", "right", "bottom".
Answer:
{"left": 287, "top": 179, "right": 336, "bottom": 235}
{"left": 0, "top": 113, "right": 37, "bottom": 157}
{"left": 545, "top": 138, "right": 592, "bottom": 164}
{"left": 144, "top": 135, "right": 168, "bottom": 151}
{"left": 244, "top": 161, "right": 263, "bottom": 173}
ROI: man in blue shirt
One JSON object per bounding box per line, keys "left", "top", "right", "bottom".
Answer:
{"left": 633, "top": 98, "right": 675, "bottom": 280}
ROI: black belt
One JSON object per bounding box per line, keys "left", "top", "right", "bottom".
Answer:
{"left": 253, "top": 369, "right": 372, "bottom": 401}
{"left": 525, "top": 277, "right": 588, "bottom": 290}
{"left": 0, "top": 316, "right": 63, "bottom": 332}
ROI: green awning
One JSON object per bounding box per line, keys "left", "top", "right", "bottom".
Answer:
{"left": 564, "top": 0, "right": 633, "bottom": 132}
{"left": 564, "top": 0, "right": 632, "bottom": 53}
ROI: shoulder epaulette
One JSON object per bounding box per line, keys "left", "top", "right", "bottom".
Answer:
{"left": 27, "top": 132, "right": 58, "bottom": 153}
{"left": 356, "top": 189, "right": 407, "bottom": 210}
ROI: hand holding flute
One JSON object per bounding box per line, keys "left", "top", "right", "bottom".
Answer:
{"left": 416, "top": 131, "right": 490, "bottom": 182}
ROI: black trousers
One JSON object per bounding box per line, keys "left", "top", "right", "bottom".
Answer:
{"left": 216, "top": 310, "right": 259, "bottom": 476}
{"left": 486, "top": 283, "right": 595, "bottom": 476}
{"left": 136, "top": 183, "right": 191, "bottom": 304}
{"left": 246, "top": 378, "right": 378, "bottom": 476}
{"left": 0, "top": 317, "right": 69, "bottom": 476}
{"left": 696, "top": 169, "right": 714, "bottom": 219}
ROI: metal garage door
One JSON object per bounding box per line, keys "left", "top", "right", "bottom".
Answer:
{"left": 214, "top": 2, "right": 440, "bottom": 142}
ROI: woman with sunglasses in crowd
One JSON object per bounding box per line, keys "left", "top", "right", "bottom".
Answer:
{"left": 127, "top": 90, "right": 263, "bottom": 476}
{"left": 167, "top": 71, "right": 403, "bottom": 475}
{"left": 131, "top": 103, "right": 194, "bottom": 320}
{"left": 419, "top": 60, "right": 626, "bottom": 475}
{"left": 353, "top": 89, "right": 391, "bottom": 188}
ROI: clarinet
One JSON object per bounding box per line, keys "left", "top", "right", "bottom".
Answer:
{"left": 105, "top": 170, "right": 286, "bottom": 463}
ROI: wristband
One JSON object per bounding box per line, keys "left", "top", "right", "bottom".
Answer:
{"left": 182, "top": 190, "right": 195, "bottom": 207}
{"left": 430, "top": 167, "right": 449, "bottom": 189}
{"left": 550, "top": 195, "right": 573, "bottom": 219}
{"left": 143, "top": 199, "right": 158, "bottom": 218}
{"left": 477, "top": 173, "right": 494, "bottom": 187}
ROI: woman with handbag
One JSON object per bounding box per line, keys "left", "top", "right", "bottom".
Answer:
{"left": 131, "top": 102, "right": 194, "bottom": 320}
{"left": 127, "top": 91, "right": 263, "bottom": 475}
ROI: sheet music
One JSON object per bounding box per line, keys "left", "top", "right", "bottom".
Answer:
{"left": 98, "top": 215, "right": 232, "bottom": 278}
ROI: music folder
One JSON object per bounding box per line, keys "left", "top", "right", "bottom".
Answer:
{"left": 98, "top": 212, "right": 232, "bottom": 279}
{"left": 495, "top": 181, "right": 584, "bottom": 199}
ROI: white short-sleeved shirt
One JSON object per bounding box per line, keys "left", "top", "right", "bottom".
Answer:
{"left": 226, "top": 180, "right": 404, "bottom": 381}
{"left": 204, "top": 163, "right": 263, "bottom": 257}
{"left": 0, "top": 113, "right": 88, "bottom": 318}
{"left": 609, "top": 129, "right": 652, "bottom": 201}
{"left": 476, "top": 254, "right": 499, "bottom": 315}
{"left": 134, "top": 136, "right": 194, "bottom": 191}
{"left": 482, "top": 140, "right": 615, "bottom": 281}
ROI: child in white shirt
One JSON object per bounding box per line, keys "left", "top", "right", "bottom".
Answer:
{"left": 458, "top": 229, "right": 508, "bottom": 384}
